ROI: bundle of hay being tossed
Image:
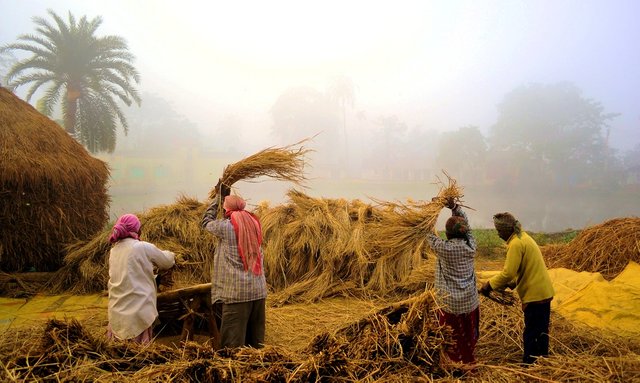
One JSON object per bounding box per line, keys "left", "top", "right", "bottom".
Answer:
{"left": 208, "top": 139, "right": 311, "bottom": 200}
{"left": 543, "top": 217, "right": 640, "bottom": 279}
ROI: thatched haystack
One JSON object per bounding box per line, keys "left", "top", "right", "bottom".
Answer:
{"left": 0, "top": 87, "right": 109, "bottom": 272}
{"left": 543, "top": 217, "right": 640, "bottom": 279}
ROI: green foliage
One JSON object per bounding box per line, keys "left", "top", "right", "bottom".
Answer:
{"left": 472, "top": 229, "right": 505, "bottom": 259}
{"left": 529, "top": 229, "right": 580, "bottom": 246}
{"left": 472, "top": 228, "right": 579, "bottom": 259}
{"left": 1, "top": 9, "right": 140, "bottom": 153}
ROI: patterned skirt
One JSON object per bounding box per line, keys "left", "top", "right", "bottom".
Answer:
{"left": 437, "top": 306, "right": 480, "bottom": 364}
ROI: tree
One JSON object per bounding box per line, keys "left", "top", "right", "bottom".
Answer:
{"left": 436, "top": 126, "right": 487, "bottom": 184}
{"left": 0, "top": 50, "right": 17, "bottom": 85}
{"left": 270, "top": 86, "right": 340, "bottom": 145}
{"left": 327, "top": 75, "right": 355, "bottom": 158}
{"left": 117, "top": 93, "right": 201, "bottom": 152}
{"left": 1, "top": 9, "right": 140, "bottom": 153}
{"left": 488, "top": 82, "right": 619, "bottom": 187}
{"left": 365, "top": 115, "right": 408, "bottom": 179}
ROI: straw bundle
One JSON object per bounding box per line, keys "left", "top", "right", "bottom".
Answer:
{"left": 0, "top": 87, "right": 109, "bottom": 272}
{"left": 207, "top": 140, "right": 311, "bottom": 200}
{"left": 366, "top": 175, "right": 466, "bottom": 292}
{"left": 50, "top": 195, "right": 215, "bottom": 294}
{"left": 543, "top": 217, "right": 640, "bottom": 279}
{"left": 480, "top": 289, "right": 517, "bottom": 307}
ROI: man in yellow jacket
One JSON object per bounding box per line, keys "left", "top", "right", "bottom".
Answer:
{"left": 480, "top": 212, "right": 554, "bottom": 364}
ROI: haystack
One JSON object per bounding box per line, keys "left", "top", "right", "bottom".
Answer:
{"left": 0, "top": 87, "right": 109, "bottom": 272}
{"left": 543, "top": 217, "right": 640, "bottom": 279}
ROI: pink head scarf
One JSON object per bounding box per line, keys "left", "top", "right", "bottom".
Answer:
{"left": 109, "top": 214, "right": 141, "bottom": 244}
{"left": 223, "top": 195, "right": 263, "bottom": 275}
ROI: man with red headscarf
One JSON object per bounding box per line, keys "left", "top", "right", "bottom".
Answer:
{"left": 107, "top": 213, "right": 175, "bottom": 344}
{"left": 202, "top": 183, "right": 267, "bottom": 348}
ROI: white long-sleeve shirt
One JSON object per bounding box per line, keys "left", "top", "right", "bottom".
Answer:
{"left": 108, "top": 238, "right": 175, "bottom": 339}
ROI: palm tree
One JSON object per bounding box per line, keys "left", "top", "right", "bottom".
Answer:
{"left": 327, "top": 76, "right": 355, "bottom": 158}
{"left": 1, "top": 9, "right": 140, "bottom": 153}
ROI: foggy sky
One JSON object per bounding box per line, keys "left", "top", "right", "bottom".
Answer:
{"left": 2, "top": 0, "right": 639, "bottom": 152}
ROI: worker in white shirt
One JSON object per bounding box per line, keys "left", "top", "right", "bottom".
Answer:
{"left": 107, "top": 213, "right": 176, "bottom": 343}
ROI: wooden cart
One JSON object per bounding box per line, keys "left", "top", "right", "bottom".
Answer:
{"left": 156, "top": 282, "right": 220, "bottom": 349}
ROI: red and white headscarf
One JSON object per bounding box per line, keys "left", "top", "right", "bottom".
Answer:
{"left": 109, "top": 214, "right": 141, "bottom": 244}
{"left": 223, "top": 195, "right": 263, "bottom": 275}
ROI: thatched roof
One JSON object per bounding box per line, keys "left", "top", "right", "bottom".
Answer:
{"left": 0, "top": 87, "right": 110, "bottom": 272}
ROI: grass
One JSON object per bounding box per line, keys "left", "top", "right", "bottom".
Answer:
{"left": 472, "top": 228, "right": 580, "bottom": 260}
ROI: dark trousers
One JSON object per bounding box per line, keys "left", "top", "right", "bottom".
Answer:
{"left": 220, "top": 299, "right": 266, "bottom": 348}
{"left": 523, "top": 300, "right": 551, "bottom": 364}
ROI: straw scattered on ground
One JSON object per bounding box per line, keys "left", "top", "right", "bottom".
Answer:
{"left": 2, "top": 290, "right": 639, "bottom": 382}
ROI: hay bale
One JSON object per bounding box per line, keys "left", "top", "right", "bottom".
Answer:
{"left": 543, "top": 217, "right": 640, "bottom": 279}
{"left": 0, "top": 87, "right": 110, "bottom": 272}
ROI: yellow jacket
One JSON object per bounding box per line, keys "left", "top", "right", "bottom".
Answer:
{"left": 489, "top": 231, "right": 555, "bottom": 304}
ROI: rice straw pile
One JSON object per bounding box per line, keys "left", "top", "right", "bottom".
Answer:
{"left": 48, "top": 141, "right": 313, "bottom": 294}
{"left": 258, "top": 175, "right": 464, "bottom": 305}
{"left": 542, "top": 217, "right": 640, "bottom": 279}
